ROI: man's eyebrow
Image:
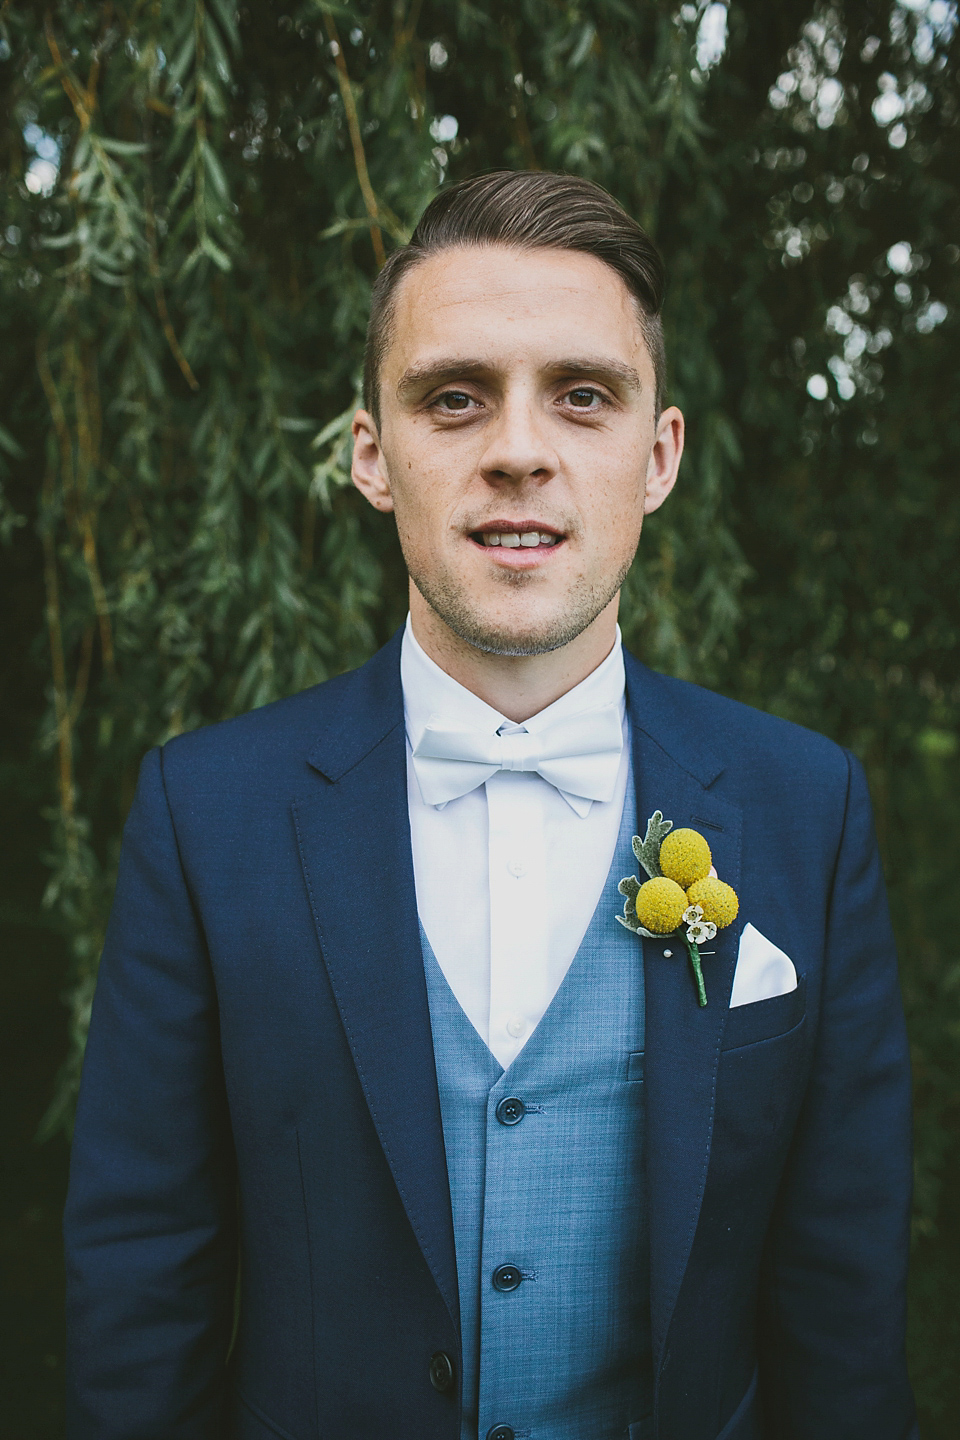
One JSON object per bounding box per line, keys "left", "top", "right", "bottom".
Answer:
{"left": 545, "top": 357, "right": 642, "bottom": 392}
{"left": 395, "top": 356, "right": 643, "bottom": 398}
{"left": 396, "top": 359, "right": 490, "bottom": 397}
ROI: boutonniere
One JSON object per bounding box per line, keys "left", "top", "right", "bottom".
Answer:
{"left": 616, "top": 811, "right": 739, "bottom": 1007}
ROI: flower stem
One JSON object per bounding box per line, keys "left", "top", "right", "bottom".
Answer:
{"left": 684, "top": 937, "right": 708, "bottom": 1007}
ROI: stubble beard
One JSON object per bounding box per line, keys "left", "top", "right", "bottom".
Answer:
{"left": 405, "top": 551, "right": 635, "bottom": 657}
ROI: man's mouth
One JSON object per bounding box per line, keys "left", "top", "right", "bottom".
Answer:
{"left": 469, "top": 525, "right": 564, "bottom": 550}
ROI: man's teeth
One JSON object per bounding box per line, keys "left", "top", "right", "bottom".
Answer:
{"left": 481, "top": 532, "right": 558, "bottom": 548}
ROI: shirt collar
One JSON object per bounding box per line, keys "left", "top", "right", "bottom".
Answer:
{"left": 400, "top": 613, "right": 627, "bottom": 755}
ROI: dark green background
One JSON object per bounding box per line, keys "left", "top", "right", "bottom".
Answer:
{"left": 1, "top": 1, "right": 958, "bottom": 1433}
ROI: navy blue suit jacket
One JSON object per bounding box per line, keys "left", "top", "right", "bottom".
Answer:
{"left": 64, "top": 632, "right": 918, "bottom": 1440}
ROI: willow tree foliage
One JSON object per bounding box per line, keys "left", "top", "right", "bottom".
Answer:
{"left": 1, "top": 0, "right": 958, "bottom": 1428}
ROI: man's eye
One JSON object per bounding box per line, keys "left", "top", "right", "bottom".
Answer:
{"left": 435, "top": 391, "right": 474, "bottom": 411}
{"left": 567, "top": 388, "right": 601, "bottom": 408}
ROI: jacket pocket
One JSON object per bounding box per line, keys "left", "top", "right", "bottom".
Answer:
{"left": 715, "top": 1365, "right": 759, "bottom": 1440}
{"left": 235, "top": 1390, "right": 306, "bottom": 1440}
{"left": 722, "top": 975, "right": 806, "bottom": 1051}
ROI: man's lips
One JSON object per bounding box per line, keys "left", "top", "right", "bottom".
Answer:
{"left": 468, "top": 522, "right": 565, "bottom": 551}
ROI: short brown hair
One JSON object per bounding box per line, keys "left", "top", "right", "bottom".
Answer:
{"left": 363, "top": 170, "right": 666, "bottom": 425}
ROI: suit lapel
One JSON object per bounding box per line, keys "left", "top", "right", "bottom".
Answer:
{"left": 625, "top": 654, "right": 743, "bottom": 1365}
{"left": 291, "top": 633, "right": 459, "bottom": 1332}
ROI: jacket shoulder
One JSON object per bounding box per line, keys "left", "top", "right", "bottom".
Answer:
{"left": 625, "top": 652, "right": 852, "bottom": 798}
{"left": 157, "top": 630, "right": 404, "bottom": 791}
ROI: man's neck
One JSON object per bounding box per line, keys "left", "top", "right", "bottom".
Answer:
{"left": 408, "top": 587, "right": 621, "bottom": 723}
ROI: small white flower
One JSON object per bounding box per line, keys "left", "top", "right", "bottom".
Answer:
{"left": 686, "top": 920, "right": 717, "bottom": 945}
{"left": 683, "top": 904, "right": 704, "bottom": 925}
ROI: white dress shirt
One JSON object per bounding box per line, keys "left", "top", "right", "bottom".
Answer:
{"left": 402, "top": 617, "right": 630, "bottom": 1068}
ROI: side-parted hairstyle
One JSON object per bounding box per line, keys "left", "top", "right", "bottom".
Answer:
{"left": 362, "top": 170, "right": 667, "bottom": 426}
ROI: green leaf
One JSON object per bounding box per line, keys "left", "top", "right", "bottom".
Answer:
{"left": 166, "top": 29, "right": 197, "bottom": 91}
{"left": 570, "top": 23, "right": 597, "bottom": 69}
{"left": 207, "top": 0, "right": 241, "bottom": 53}
{"left": 203, "top": 140, "right": 231, "bottom": 203}
{"left": 0, "top": 424, "right": 24, "bottom": 458}
{"left": 203, "top": 10, "right": 234, "bottom": 84}
{"left": 632, "top": 812, "right": 673, "bottom": 879}
{"left": 618, "top": 874, "right": 641, "bottom": 907}
{"left": 201, "top": 235, "right": 233, "bottom": 271}
{"left": 97, "top": 137, "right": 150, "bottom": 156}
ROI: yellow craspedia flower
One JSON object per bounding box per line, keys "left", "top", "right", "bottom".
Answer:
{"left": 634, "top": 876, "right": 688, "bottom": 935}
{"left": 659, "top": 828, "right": 713, "bottom": 888}
{"left": 686, "top": 876, "right": 739, "bottom": 929}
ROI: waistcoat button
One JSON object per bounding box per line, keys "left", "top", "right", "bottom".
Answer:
{"left": 429, "top": 1350, "right": 455, "bottom": 1393}
{"left": 495, "top": 1096, "right": 526, "bottom": 1126}
{"left": 491, "top": 1263, "right": 523, "bottom": 1292}
{"left": 486, "top": 1427, "right": 515, "bottom": 1440}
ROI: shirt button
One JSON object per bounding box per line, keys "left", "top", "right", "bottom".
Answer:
{"left": 507, "top": 859, "right": 526, "bottom": 877}
{"left": 429, "top": 1350, "right": 455, "bottom": 1393}
{"left": 492, "top": 1264, "right": 523, "bottom": 1292}
{"left": 505, "top": 1015, "right": 526, "bottom": 1038}
{"left": 495, "top": 1096, "right": 526, "bottom": 1126}
{"left": 487, "top": 1428, "right": 515, "bottom": 1440}
{"left": 663, "top": 948, "right": 673, "bottom": 958}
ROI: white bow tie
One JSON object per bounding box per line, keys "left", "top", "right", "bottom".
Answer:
{"left": 411, "top": 702, "right": 624, "bottom": 814}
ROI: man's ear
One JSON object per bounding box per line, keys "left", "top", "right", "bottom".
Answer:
{"left": 351, "top": 409, "right": 395, "bottom": 512}
{"left": 643, "top": 404, "right": 684, "bottom": 516}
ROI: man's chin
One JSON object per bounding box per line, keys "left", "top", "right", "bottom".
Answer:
{"left": 461, "top": 630, "right": 568, "bottom": 658}
{"left": 426, "top": 599, "right": 600, "bottom": 659}
{"left": 410, "top": 562, "right": 627, "bottom": 660}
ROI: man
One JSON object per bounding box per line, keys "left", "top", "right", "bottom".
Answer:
{"left": 65, "top": 171, "right": 917, "bottom": 1440}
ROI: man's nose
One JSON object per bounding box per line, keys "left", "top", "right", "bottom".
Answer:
{"left": 478, "top": 396, "right": 559, "bottom": 486}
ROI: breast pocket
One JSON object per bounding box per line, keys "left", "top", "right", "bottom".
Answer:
{"left": 721, "top": 975, "right": 806, "bottom": 1051}
{"left": 715, "top": 977, "right": 809, "bottom": 1150}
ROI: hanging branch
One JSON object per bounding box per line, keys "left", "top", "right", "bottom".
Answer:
{"left": 322, "top": 10, "right": 386, "bottom": 269}
{"left": 392, "top": 0, "right": 423, "bottom": 61}
{"left": 36, "top": 336, "right": 75, "bottom": 507}
{"left": 138, "top": 16, "right": 200, "bottom": 388}
{"left": 74, "top": 343, "right": 116, "bottom": 679}
{"left": 44, "top": 13, "right": 95, "bottom": 130}
{"left": 145, "top": 182, "right": 200, "bottom": 390}
{"left": 80, "top": 520, "right": 116, "bottom": 679}
{"left": 42, "top": 334, "right": 117, "bottom": 683}
{"left": 67, "top": 625, "right": 96, "bottom": 728}
{"left": 507, "top": 29, "right": 539, "bottom": 170}
{"left": 40, "top": 459, "right": 77, "bottom": 847}
{"left": 511, "top": 80, "right": 538, "bottom": 170}
{"left": 193, "top": 0, "right": 208, "bottom": 254}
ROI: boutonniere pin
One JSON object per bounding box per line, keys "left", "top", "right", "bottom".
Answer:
{"left": 616, "top": 812, "right": 739, "bottom": 1007}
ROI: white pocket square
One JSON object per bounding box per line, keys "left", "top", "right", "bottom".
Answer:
{"left": 729, "top": 922, "right": 798, "bottom": 1008}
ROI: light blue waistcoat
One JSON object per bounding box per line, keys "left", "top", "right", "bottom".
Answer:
{"left": 421, "top": 777, "right": 653, "bottom": 1440}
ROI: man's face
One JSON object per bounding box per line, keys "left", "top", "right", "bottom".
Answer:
{"left": 352, "top": 244, "right": 683, "bottom": 657}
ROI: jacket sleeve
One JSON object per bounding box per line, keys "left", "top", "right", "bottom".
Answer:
{"left": 64, "top": 745, "right": 237, "bottom": 1439}
{"left": 758, "top": 749, "right": 918, "bottom": 1439}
